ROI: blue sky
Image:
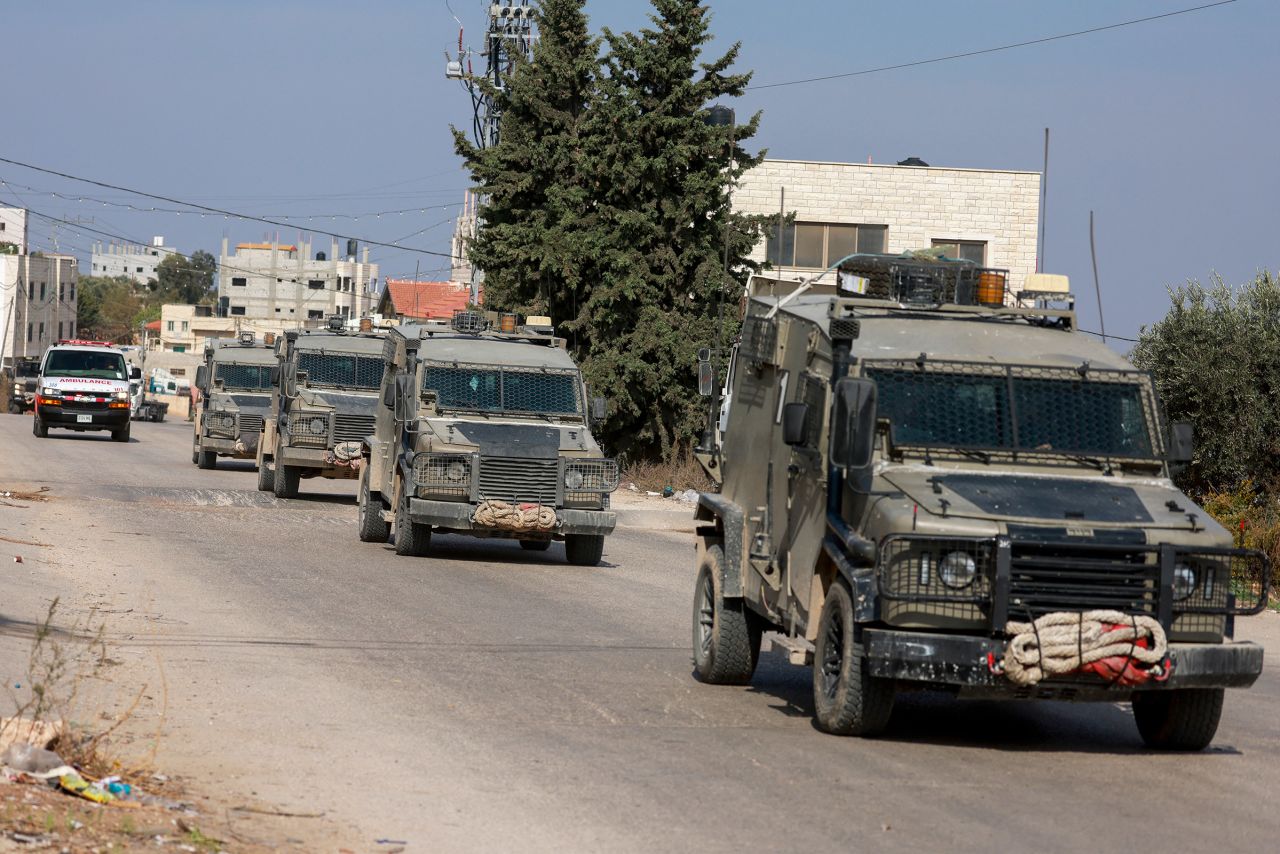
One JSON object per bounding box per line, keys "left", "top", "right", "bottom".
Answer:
{"left": 3, "top": 1, "right": 1275, "bottom": 345}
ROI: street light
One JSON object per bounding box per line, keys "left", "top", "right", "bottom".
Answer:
{"left": 700, "top": 105, "right": 736, "bottom": 452}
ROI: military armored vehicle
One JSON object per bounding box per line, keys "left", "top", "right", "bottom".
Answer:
{"left": 5, "top": 357, "right": 39, "bottom": 414}
{"left": 358, "top": 311, "right": 616, "bottom": 565}
{"left": 258, "top": 317, "right": 386, "bottom": 497}
{"left": 690, "top": 255, "right": 1269, "bottom": 749}
{"left": 191, "top": 332, "right": 274, "bottom": 469}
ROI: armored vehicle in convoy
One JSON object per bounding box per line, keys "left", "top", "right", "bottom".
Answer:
{"left": 5, "top": 357, "right": 39, "bottom": 414}
{"left": 358, "top": 311, "right": 617, "bottom": 565}
{"left": 690, "top": 255, "right": 1269, "bottom": 749}
{"left": 191, "top": 332, "right": 274, "bottom": 468}
{"left": 258, "top": 318, "right": 386, "bottom": 497}
{"left": 31, "top": 340, "right": 133, "bottom": 441}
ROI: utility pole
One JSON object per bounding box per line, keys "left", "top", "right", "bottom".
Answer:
{"left": 444, "top": 1, "right": 537, "bottom": 150}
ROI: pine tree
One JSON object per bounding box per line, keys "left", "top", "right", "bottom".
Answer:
{"left": 452, "top": 0, "right": 598, "bottom": 314}
{"left": 574, "top": 0, "right": 769, "bottom": 460}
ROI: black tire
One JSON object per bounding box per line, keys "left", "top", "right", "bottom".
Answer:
{"left": 111, "top": 422, "right": 131, "bottom": 443}
{"left": 256, "top": 458, "right": 274, "bottom": 492}
{"left": 564, "top": 534, "right": 605, "bottom": 566}
{"left": 191, "top": 447, "right": 199, "bottom": 465}
{"left": 519, "top": 539, "right": 551, "bottom": 551}
{"left": 812, "top": 579, "right": 894, "bottom": 736}
{"left": 8, "top": 402, "right": 20, "bottom": 415}
{"left": 273, "top": 460, "right": 300, "bottom": 499}
{"left": 1132, "top": 688, "right": 1224, "bottom": 751}
{"left": 197, "top": 448, "right": 216, "bottom": 468}
{"left": 358, "top": 468, "right": 390, "bottom": 543}
{"left": 393, "top": 481, "right": 430, "bottom": 556}
{"left": 691, "top": 544, "right": 761, "bottom": 685}
{"left": 32, "top": 413, "right": 48, "bottom": 438}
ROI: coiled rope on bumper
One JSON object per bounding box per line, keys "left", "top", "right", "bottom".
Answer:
{"left": 1002, "top": 610, "right": 1168, "bottom": 687}
{"left": 472, "top": 499, "right": 557, "bottom": 531}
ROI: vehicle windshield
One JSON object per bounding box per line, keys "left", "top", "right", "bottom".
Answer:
{"left": 214, "top": 362, "right": 272, "bottom": 390}
{"left": 866, "top": 364, "right": 1158, "bottom": 459}
{"left": 422, "top": 364, "right": 581, "bottom": 416}
{"left": 297, "top": 352, "right": 382, "bottom": 389}
{"left": 43, "top": 349, "right": 127, "bottom": 380}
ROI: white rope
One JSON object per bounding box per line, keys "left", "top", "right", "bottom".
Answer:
{"left": 472, "top": 499, "right": 557, "bottom": 531}
{"left": 1002, "top": 610, "right": 1167, "bottom": 687}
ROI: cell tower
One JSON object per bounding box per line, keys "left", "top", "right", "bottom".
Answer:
{"left": 445, "top": 2, "right": 538, "bottom": 149}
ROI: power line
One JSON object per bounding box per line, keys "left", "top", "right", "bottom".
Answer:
{"left": 747, "top": 1, "right": 1240, "bottom": 91}
{"left": 0, "top": 155, "right": 459, "bottom": 260}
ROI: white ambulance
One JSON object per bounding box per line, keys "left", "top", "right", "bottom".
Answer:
{"left": 33, "top": 340, "right": 134, "bottom": 441}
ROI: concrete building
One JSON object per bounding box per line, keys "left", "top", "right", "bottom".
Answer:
{"left": 154, "top": 304, "right": 237, "bottom": 354}
{"left": 1, "top": 251, "right": 79, "bottom": 366}
{"left": 0, "top": 207, "right": 29, "bottom": 254}
{"left": 733, "top": 158, "right": 1041, "bottom": 291}
{"left": 217, "top": 238, "right": 379, "bottom": 323}
{"left": 451, "top": 191, "right": 479, "bottom": 298}
{"left": 90, "top": 236, "right": 179, "bottom": 284}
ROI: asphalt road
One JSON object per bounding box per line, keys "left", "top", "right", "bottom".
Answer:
{"left": 3, "top": 414, "right": 1280, "bottom": 852}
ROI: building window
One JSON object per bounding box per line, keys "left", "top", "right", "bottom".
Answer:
{"left": 38, "top": 322, "right": 44, "bottom": 340}
{"left": 27, "top": 323, "right": 32, "bottom": 342}
{"left": 232, "top": 277, "right": 247, "bottom": 287}
{"left": 308, "top": 309, "right": 324, "bottom": 320}
{"left": 58, "top": 321, "right": 64, "bottom": 338}
{"left": 167, "top": 320, "right": 175, "bottom": 331}
{"left": 173, "top": 345, "right": 186, "bottom": 353}
{"left": 230, "top": 306, "right": 246, "bottom": 316}
{"left": 275, "top": 308, "right": 281, "bottom": 313}
{"left": 59, "top": 283, "right": 64, "bottom": 299}
{"left": 69, "top": 283, "right": 75, "bottom": 300}
{"left": 766, "top": 222, "right": 888, "bottom": 268}
{"left": 68, "top": 322, "right": 74, "bottom": 337}
{"left": 27, "top": 282, "right": 33, "bottom": 300}
{"left": 931, "top": 239, "right": 987, "bottom": 265}
{"left": 308, "top": 280, "right": 324, "bottom": 290}
{"left": 136, "top": 266, "right": 143, "bottom": 273}
{"left": 39, "top": 283, "right": 45, "bottom": 300}
{"left": 181, "top": 321, "right": 188, "bottom": 331}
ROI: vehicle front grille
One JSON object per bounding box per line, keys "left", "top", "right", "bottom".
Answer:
{"left": 333, "top": 414, "right": 376, "bottom": 443}
{"left": 238, "top": 414, "right": 264, "bottom": 435}
{"left": 477, "top": 457, "right": 558, "bottom": 505}
{"left": 1007, "top": 543, "right": 1157, "bottom": 620}
{"left": 62, "top": 400, "right": 110, "bottom": 412}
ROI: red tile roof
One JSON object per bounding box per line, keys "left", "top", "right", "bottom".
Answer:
{"left": 382, "top": 279, "right": 473, "bottom": 320}
{"left": 145, "top": 320, "right": 162, "bottom": 331}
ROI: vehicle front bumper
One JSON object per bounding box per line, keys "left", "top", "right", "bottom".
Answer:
{"left": 200, "top": 433, "right": 258, "bottom": 458}
{"left": 863, "top": 629, "right": 1263, "bottom": 699}
{"left": 276, "top": 443, "right": 361, "bottom": 476}
{"left": 39, "top": 406, "right": 129, "bottom": 429}
{"left": 407, "top": 498, "right": 617, "bottom": 537}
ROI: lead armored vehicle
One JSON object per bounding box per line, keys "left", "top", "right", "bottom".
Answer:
{"left": 358, "top": 311, "right": 617, "bottom": 565}
{"left": 690, "top": 255, "right": 1269, "bottom": 749}
{"left": 191, "top": 332, "right": 274, "bottom": 469}
{"left": 257, "top": 318, "right": 386, "bottom": 497}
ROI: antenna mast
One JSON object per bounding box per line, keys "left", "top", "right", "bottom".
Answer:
{"left": 445, "top": 2, "right": 538, "bottom": 149}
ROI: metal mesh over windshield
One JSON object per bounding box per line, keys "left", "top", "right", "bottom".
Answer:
{"left": 214, "top": 363, "right": 272, "bottom": 390}
{"left": 297, "top": 353, "right": 383, "bottom": 389}
{"left": 864, "top": 360, "right": 1161, "bottom": 459}
{"left": 422, "top": 364, "right": 581, "bottom": 415}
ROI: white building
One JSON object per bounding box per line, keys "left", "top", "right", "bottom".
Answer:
{"left": 0, "top": 207, "right": 29, "bottom": 254}
{"left": 90, "top": 236, "right": 179, "bottom": 284}
{"left": 1, "top": 251, "right": 79, "bottom": 365}
{"left": 734, "top": 158, "right": 1041, "bottom": 290}
{"left": 217, "top": 238, "right": 379, "bottom": 323}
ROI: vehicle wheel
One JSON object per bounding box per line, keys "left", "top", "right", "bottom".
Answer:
{"left": 564, "top": 534, "right": 605, "bottom": 566}
{"left": 256, "top": 458, "right": 274, "bottom": 492}
{"left": 111, "top": 422, "right": 131, "bottom": 443}
{"left": 812, "top": 579, "right": 894, "bottom": 736}
{"left": 519, "top": 539, "right": 551, "bottom": 551}
{"left": 358, "top": 468, "right": 390, "bottom": 543}
{"left": 33, "top": 413, "right": 48, "bottom": 438}
{"left": 1132, "top": 688, "right": 1224, "bottom": 751}
{"left": 7, "top": 402, "right": 20, "bottom": 415}
{"left": 273, "top": 461, "right": 300, "bottom": 499}
{"left": 393, "top": 482, "right": 430, "bottom": 556}
{"left": 197, "top": 448, "right": 216, "bottom": 468}
{"left": 691, "top": 544, "right": 761, "bottom": 685}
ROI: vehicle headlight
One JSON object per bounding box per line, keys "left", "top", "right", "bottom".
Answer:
{"left": 564, "top": 468, "right": 585, "bottom": 490}
{"left": 1172, "top": 562, "right": 1197, "bottom": 601}
{"left": 308, "top": 416, "right": 328, "bottom": 435}
{"left": 41, "top": 386, "right": 59, "bottom": 397}
{"left": 939, "top": 551, "right": 978, "bottom": 589}
{"left": 115, "top": 390, "right": 130, "bottom": 401}
{"left": 446, "top": 460, "right": 468, "bottom": 482}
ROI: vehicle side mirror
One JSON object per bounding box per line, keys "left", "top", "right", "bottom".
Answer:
{"left": 1169, "top": 421, "right": 1194, "bottom": 465}
{"left": 697, "top": 360, "right": 715, "bottom": 397}
{"left": 269, "top": 366, "right": 281, "bottom": 386}
{"left": 782, "top": 402, "right": 808, "bottom": 446}
{"left": 129, "top": 366, "right": 142, "bottom": 380}
{"left": 194, "top": 365, "right": 208, "bottom": 390}
{"left": 831, "top": 377, "right": 878, "bottom": 488}
{"left": 590, "top": 396, "right": 607, "bottom": 424}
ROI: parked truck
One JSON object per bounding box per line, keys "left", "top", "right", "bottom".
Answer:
{"left": 689, "top": 255, "right": 1269, "bottom": 749}
{"left": 190, "top": 331, "right": 274, "bottom": 469}
{"left": 258, "top": 317, "right": 386, "bottom": 497}
{"left": 358, "top": 311, "right": 617, "bottom": 565}
{"left": 5, "top": 357, "right": 39, "bottom": 414}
